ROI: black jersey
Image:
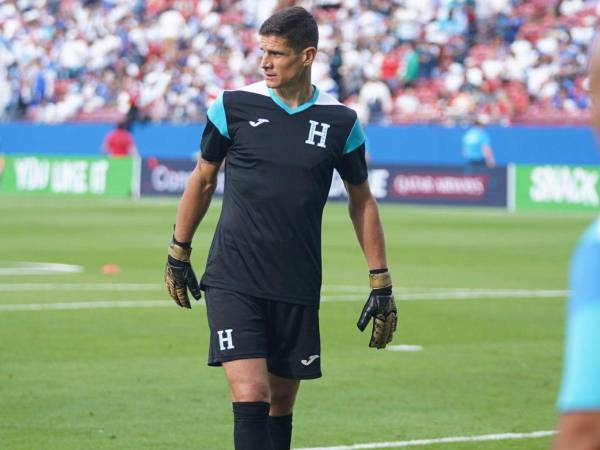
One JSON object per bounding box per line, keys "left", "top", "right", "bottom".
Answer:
{"left": 199, "top": 81, "right": 367, "bottom": 305}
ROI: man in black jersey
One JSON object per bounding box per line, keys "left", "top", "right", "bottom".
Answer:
{"left": 164, "top": 6, "right": 396, "bottom": 450}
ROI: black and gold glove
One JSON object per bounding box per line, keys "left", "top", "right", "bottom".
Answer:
{"left": 165, "top": 236, "right": 202, "bottom": 309}
{"left": 356, "top": 269, "right": 397, "bottom": 349}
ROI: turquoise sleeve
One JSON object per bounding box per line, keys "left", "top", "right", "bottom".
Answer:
{"left": 557, "top": 302, "right": 600, "bottom": 412}
{"left": 343, "top": 117, "right": 366, "bottom": 154}
{"left": 483, "top": 132, "right": 491, "bottom": 147}
{"left": 206, "top": 92, "right": 230, "bottom": 139}
{"left": 558, "top": 221, "right": 600, "bottom": 412}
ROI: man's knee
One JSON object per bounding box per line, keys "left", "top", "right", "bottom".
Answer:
{"left": 223, "top": 358, "right": 271, "bottom": 403}
{"left": 270, "top": 390, "right": 295, "bottom": 416}
{"left": 269, "top": 376, "right": 300, "bottom": 415}
{"left": 231, "top": 380, "right": 271, "bottom": 403}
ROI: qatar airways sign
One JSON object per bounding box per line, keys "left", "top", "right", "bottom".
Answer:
{"left": 389, "top": 167, "right": 506, "bottom": 206}
{"left": 392, "top": 173, "right": 487, "bottom": 199}
{"left": 331, "top": 165, "right": 507, "bottom": 207}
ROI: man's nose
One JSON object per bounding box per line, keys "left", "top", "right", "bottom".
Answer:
{"left": 261, "top": 55, "right": 272, "bottom": 69}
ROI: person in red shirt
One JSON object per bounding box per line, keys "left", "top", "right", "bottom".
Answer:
{"left": 103, "top": 121, "right": 138, "bottom": 157}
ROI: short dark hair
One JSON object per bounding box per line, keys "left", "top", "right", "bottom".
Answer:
{"left": 259, "top": 6, "right": 319, "bottom": 53}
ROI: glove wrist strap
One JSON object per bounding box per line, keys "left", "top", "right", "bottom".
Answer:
{"left": 169, "top": 239, "right": 192, "bottom": 262}
{"left": 369, "top": 270, "right": 392, "bottom": 290}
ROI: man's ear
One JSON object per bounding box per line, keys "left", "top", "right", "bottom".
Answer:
{"left": 303, "top": 47, "right": 317, "bottom": 66}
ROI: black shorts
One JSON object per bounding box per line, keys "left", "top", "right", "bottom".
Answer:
{"left": 204, "top": 286, "right": 322, "bottom": 380}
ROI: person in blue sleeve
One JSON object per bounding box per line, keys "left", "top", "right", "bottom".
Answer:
{"left": 462, "top": 115, "right": 496, "bottom": 170}
{"left": 552, "top": 38, "right": 600, "bottom": 450}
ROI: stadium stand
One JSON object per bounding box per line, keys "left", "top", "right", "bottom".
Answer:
{"left": 0, "top": 0, "right": 597, "bottom": 124}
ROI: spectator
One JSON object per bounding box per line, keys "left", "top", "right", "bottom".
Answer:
{"left": 400, "top": 41, "right": 420, "bottom": 87}
{"left": 357, "top": 70, "right": 393, "bottom": 124}
{"left": 0, "top": 0, "right": 596, "bottom": 125}
{"left": 103, "top": 121, "right": 138, "bottom": 158}
{"left": 394, "top": 87, "right": 420, "bottom": 116}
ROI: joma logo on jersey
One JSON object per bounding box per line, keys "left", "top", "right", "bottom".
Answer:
{"left": 305, "top": 120, "right": 330, "bottom": 149}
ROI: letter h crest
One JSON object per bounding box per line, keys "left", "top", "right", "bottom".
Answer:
{"left": 305, "top": 120, "right": 330, "bottom": 149}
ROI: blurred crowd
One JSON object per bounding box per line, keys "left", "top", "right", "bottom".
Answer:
{"left": 0, "top": 0, "right": 597, "bottom": 125}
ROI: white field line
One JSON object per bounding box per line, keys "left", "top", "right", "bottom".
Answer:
{"left": 386, "top": 345, "right": 423, "bottom": 352}
{"left": 0, "top": 283, "right": 165, "bottom": 291}
{"left": 319, "top": 290, "right": 567, "bottom": 302}
{"left": 0, "top": 282, "right": 569, "bottom": 298}
{"left": 396, "top": 290, "right": 568, "bottom": 300}
{"left": 0, "top": 288, "right": 567, "bottom": 312}
{"left": 0, "top": 283, "right": 356, "bottom": 291}
{"left": 0, "top": 283, "right": 365, "bottom": 291}
{"left": 0, "top": 300, "right": 171, "bottom": 311}
{"left": 327, "top": 286, "right": 566, "bottom": 295}
{"left": 0, "top": 284, "right": 568, "bottom": 312}
{"left": 0, "top": 263, "right": 83, "bottom": 276}
{"left": 294, "top": 430, "right": 556, "bottom": 450}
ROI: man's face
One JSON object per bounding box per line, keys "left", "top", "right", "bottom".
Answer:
{"left": 259, "top": 35, "right": 311, "bottom": 89}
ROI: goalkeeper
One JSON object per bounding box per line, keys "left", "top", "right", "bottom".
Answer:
{"left": 164, "top": 6, "right": 396, "bottom": 450}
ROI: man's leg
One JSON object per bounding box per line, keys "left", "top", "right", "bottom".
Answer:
{"left": 268, "top": 373, "right": 300, "bottom": 450}
{"left": 223, "top": 358, "right": 273, "bottom": 450}
{"left": 265, "top": 299, "right": 320, "bottom": 450}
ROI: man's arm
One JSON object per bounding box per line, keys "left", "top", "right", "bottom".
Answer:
{"left": 483, "top": 144, "right": 495, "bottom": 168}
{"left": 165, "top": 158, "right": 221, "bottom": 308}
{"left": 553, "top": 412, "right": 600, "bottom": 450}
{"left": 345, "top": 180, "right": 387, "bottom": 270}
{"left": 174, "top": 158, "right": 221, "bottom": 243}
{"left": 346, "top": 180, "right": 396, "bottom": 349}
{"left": 166, "top": 88, "right": 230, "bottom": 308}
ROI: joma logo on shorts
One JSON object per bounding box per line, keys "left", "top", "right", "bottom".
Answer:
{"left": 300, "top": 355, "right": 319, "bottom": 366}
{"left": 217, "top": 329, "right": 235, "bottom": 350}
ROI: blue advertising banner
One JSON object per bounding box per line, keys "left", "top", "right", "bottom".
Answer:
{"left": 141, "top": 158, "right": 507, "bottom": 207}
{"left": 140, "top": 157, "right": 224, "bottom": 196}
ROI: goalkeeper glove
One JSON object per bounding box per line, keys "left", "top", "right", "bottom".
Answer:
{"left": 165, "top": 236, "right": 202, "bottom": 309}
{"left": 356, "top": 269, "right": 397, "bottom": 349}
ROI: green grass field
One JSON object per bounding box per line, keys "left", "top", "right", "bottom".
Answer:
{"left": 0, "top": 196, "right": 594, "bottom": 450}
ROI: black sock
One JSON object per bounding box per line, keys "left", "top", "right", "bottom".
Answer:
{"left": 232, "top": 402, "right": 272, "bottom": 450}
{"left": 268, "top": 414, "right": 293, "bottom": 450}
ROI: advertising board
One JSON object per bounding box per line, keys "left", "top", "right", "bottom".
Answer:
{"left": 512, "top": 165, "right": 600, "bottom": 211}
{"left": 140, "top": 158, "right": 507, "bottom": 207}
{"left": 0, "top": 155, "right": 135, "bottom": 197}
